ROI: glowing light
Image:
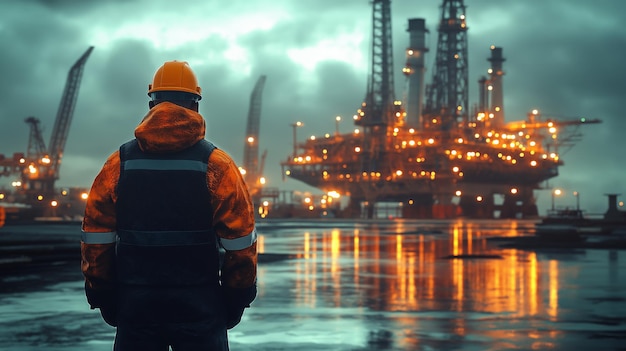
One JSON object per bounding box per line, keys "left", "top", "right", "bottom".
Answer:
{"left": 247, "top": 137, "right": 255, "bottom": 143}
{"left": 328, "top": 191, "right": 340, "bottom": 199}
{"left": 259, "top": 177, "right": 266, "bottom": 185}
{"left": 81, "top": 192, "right": 89, "bottom": 200}
{"left": 511, "top": 188, "right": 518, "bottom": 194}
{"left": 51, "top": 200, "right": 58, "bottom": 207}
{"left": 455, "top": 190, "right": 462, "bottom": 196}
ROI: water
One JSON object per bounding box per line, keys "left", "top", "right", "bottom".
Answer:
{"left": 1, "top": 219, "right": 625, "bottom": 350}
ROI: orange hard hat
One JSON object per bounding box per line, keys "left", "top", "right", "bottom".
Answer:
{"left": 148, "top": 61, "right": 201, "bottom": 100}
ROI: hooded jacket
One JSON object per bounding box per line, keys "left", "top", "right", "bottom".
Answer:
{"left": 80, "top": 102, "right": 257, "bottom": 321}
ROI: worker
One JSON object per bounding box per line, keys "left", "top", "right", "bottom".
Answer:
{"left": 80, "top": 61, "right": 257, "bottom": 350}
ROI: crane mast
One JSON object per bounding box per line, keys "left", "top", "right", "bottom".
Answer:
{"left": 243, "top": 75, "right": 267, "bottom": 195}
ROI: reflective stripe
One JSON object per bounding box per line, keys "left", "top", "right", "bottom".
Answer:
{"left": 117, "top": 230, "right": 213, "bottom": 246}
{"left": 81, "top": 231, "right": 117, "bottom": 244}
{"left": 220, "top": 228, "right": 257, "bottom": 251}
{"left": 124, "top": 159, "right": 207, "bottom": 172}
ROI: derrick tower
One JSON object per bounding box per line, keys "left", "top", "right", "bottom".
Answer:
{"left": 424, "top": 0, "right": 468, "bottom": 129}
{"left": 357, "top": 0, "right": 395, "bottom": 128}
{"left": 351, "top": 0, "right": 403, "bottom": 217}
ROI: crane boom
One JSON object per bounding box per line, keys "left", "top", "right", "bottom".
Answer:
{"left": 243, "top": 75, "right": 267, "bottom": 185}
{"left": 47, "top": 46, "right": 94, "bottom": 180}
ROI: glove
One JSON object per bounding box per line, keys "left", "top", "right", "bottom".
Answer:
{"left": 225, "top": 304, "right": 246, "bottom": 329}
{"left": 223, "top": 285, "right": 256, "bottom": 329}
{"left": 99, "top": 305, "right": 118, "bottom": 327}
{"left": 85, "top": 282, "right": 117, "bottom": 327}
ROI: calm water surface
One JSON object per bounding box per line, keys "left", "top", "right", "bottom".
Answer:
{"left": 0, "top": 219, "right": 624, "bottom": 350}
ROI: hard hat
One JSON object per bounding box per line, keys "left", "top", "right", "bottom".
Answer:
{"left": 148, "top": 61, "right": 202, "bottom": 101}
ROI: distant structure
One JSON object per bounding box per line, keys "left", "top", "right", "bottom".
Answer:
{"left": 0, "top": 47, "right": 93, "bottom": 219}
{"left": 243, "top": 75, "right": 267, "bottom": 196}
{"left": 281, "top": 0, "right": 601, "bottom": 219}
{"left": 240, "top": 75, "right": 279, "bottom": 217}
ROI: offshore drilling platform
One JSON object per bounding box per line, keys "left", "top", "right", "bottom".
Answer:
{"left": 281, "top": 0, "right": 599, "bottom": 219}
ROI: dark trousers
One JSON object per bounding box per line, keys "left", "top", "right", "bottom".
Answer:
{"left": 114, "top": 321, "right": 229, "bottom": 351}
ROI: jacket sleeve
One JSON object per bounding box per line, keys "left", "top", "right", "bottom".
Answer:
{"left": 81, "top": 151, "right": 120, "bottom": 309}
{"left": 207, "top": 149, "right": 257, "bottom": 304}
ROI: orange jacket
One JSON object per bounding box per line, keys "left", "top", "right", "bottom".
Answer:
{"left": 81, "top": 102, "right": 257, "bottom": 307}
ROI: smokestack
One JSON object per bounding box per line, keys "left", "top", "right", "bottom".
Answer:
{"left": 488, "top": 46, "right": 505, "bottom": 127}
{"left": 478, "top": 76, "right": 488, "bottom": 115}
{"left": 404, "top": 18, "right": 429, "bottom": 128}
{"left": 604, "top": 194, "right": 623, "bottom": 220}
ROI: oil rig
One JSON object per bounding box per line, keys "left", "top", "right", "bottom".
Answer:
{"left": 0, "top": 47, "right": 93, "bottom": 221}
{"left": 281, "top": 0, "right": 599, "bottom": 219}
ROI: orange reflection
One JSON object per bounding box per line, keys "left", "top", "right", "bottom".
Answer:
{"left": 548, "top": 259, "right": 559, "bottom": 320}
{"left": 289, "top": 220, "right": 562, "bottom": 343}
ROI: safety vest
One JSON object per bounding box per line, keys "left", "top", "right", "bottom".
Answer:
{"left": 115, "top": 139, "right": 220, "bottom": 286}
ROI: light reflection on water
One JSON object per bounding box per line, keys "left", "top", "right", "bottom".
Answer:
{"left": 240, "top": 219, "right": 625, "bottom": 350}
{"left": 0, "top": 220, "right": 624, "bottom": 351}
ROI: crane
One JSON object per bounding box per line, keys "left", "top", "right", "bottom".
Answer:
{"left": 505, "top": 110, "right": 602, "bottom": 155}
{"left": 0, "top": 46, "right": 93, "bottom": 209}
{"left": 45, "top": 46, "right": 94, "bottom": 188}
{"left": 242, "top": 75, "right": 267, "bottom": 199}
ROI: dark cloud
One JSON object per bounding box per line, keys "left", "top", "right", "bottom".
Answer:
{"left": 1, "top": 0, "right": 625, "bottom": 213}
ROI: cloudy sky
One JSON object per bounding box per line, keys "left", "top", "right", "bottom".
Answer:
{"left": 1, "top": 0, "right": 624, "bottom": 214}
